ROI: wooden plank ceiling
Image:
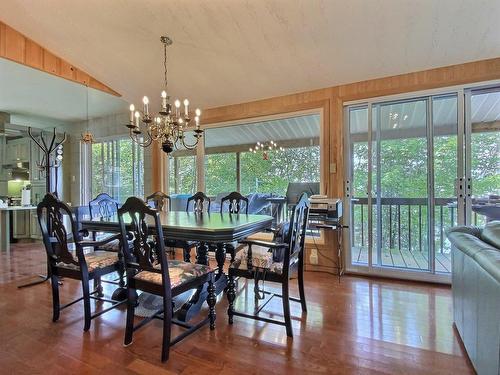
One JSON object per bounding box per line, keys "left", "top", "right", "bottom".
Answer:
{"left": 0, "top": 20, "right": 119, "bottom": 97}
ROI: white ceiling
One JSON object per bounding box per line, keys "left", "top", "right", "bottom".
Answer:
{"left": 0, "top": 58, "right": 127, "bottom": 124}
{"left": 1, "top": 0, "right": 500, "bottom": 113}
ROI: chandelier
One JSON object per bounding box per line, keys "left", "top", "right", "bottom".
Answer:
{"left": 81, "top": 85, "right": 96, "bottom": 144}
{"left": 126, "top": 36, "right": 203, "bottom": 154}
{"left": 249, "top": 141, "right": 284, "bottom": 160}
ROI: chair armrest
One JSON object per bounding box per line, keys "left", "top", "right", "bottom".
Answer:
{"left": 78, "top": 233, "right": 123, "bottom": 248}
{"left": 240, "top": 239, "right": 287, "bottom": 249}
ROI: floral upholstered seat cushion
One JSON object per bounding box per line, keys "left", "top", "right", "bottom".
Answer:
{"left": 56, "top": 251, "right": 119, "bottom": 272}
{"left": 134, "top": 260, "right": 213, "bottom": 289}
{"left": 231, "top": 246, "right": 284, "bottom": 274}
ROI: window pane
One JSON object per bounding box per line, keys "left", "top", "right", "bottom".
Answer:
{"left": 90, "top": 138, "right": 144, "bottom": 202}
{"left": 205, "top": 153, "right": 237, "bottom": 196}
{"left": 240, "top": 146, "right": 320, "bottom": 196}
{"left": 168, "top": 155, "right": 197, "bottom": 195}
{"left": 202, "top": 114, "right": 321, "bottom": 198}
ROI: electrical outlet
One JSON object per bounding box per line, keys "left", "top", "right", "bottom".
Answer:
{"left": 310, "top": 248, "right": 319, "bottom": 265}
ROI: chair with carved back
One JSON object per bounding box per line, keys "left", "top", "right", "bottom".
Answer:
{"left": 146, "top": 191, "right": 171, "bottom": 212}
{"left": 118, "top": 196, "right": 216, "bottom": 362}
{"left": 88, "top": 193, "right": 121, "bottom": 251}
{"left": 220, "top": 192, "right": 249, "bottom": 262}
{"left": 227, "top": 192, "right": 310, "bottom": 337}
{"left": 37, "top": 193, "right": 127, "bottom": 331}
{"left": 186, "top": 191, "right": 211, "bottom": 213}
{"left": 146, "top": 191, "right": 178, "bottom": 256}
{"left": 183, "top": 192, "right": 212, "bottom": 263}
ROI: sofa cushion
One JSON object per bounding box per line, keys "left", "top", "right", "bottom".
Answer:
{"left": 473, "top": 248, "right": 500, "bottom": 284}
{"left": 481, "top": 220, "right": 500, "bottom": 249}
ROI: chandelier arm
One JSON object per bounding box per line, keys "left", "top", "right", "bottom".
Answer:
{"left": 130, "top": 129, "right": 153, "bottom": 148}
{"left": 181, "top": 137, "right": 200, "bottom": 150}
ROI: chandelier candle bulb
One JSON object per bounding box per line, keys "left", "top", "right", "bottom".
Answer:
{"left": 143, "top": 96, "right": 149, "bottom": 116}
{"left": 161, "top": 90, "right": 167, "bottom": 110}
{"left": 135, "top": 111, "right": 140, "bottom": 127}
{"left": 175, "top": 99, "right": 181, "bottom": 117}
{"left": 183, "top": 99, "right": 189, "bottom": 116}
{"left": 129, "top": 104, "right": 135, "bottom": 122}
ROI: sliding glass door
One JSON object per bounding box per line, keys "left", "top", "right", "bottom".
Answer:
{"left": 465, "top": 87, "right": 500, "bottom": 226}
{"left": 346, "top": 94, "right": 460, "bottom": 279}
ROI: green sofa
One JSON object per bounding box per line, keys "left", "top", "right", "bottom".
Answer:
{"left": 446, "top": 221, "right": 500, "bottom": 375}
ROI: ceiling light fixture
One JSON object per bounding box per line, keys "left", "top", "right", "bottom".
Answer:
{"left": 249, "top": 141, "right": 284, "bottom": 160}
{"left": 80, "top": 85, "right": 95, "bottom": 144}
{"left": 126, "top": 36, "right": 203, "bottom": 154}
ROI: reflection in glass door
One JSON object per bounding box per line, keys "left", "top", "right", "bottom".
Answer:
{"left": 466, "top": 88, "right": 500, "bottom": 225}
{"left": 375, "top": 99, "right": 430, "bottom": 271}
{"left": 346, "top": 94, "right": 460, "bottom": 278}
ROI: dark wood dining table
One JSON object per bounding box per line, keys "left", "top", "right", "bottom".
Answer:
{"left": 80, "top": 211, "right": 273, "bottom": 321}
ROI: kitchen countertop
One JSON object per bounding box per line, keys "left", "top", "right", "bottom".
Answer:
{"left": 0, "top": 205, "right": 37, "bottom": 211}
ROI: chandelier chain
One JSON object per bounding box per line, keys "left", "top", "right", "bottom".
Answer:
{"left": 163, "top": 41, "right": 168, "bottom": 91}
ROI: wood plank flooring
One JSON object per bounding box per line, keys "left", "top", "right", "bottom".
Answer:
{"left": 0, "top": 243, "right": 472, "bottom": 374}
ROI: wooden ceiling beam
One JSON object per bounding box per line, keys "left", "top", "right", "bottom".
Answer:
{"left": 0, "top": 20, "right": 120, "bottom": 97}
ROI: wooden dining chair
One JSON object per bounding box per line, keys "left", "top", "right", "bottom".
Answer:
{"left": 118, "top": 196, "right": 216, "bottom": 362}
{"left": 220, "top": 192, "right": 249, "bottom": 262}
{"left": 183, "top": 192, "right": 212, "bottom": 263}
{"left": 226, "top": 193, "right": 310, "bottom": 337}
{"left": 146, "top": 191, "right": 171, "bottom": 212}
{"left": 89, "top": 192, "right": 119, "bottom": 219}
{"left": 146, "top": 191, "right": 183, "bottom": 257}
{"left": 186, "top": 191, "right": 211, "bottom": 213}
{"left": 220, "top": 191, "right": 249, "bottom": 214}
{"left": 88, "top": 193, "right": 121, "bottom": 251}
{"left": 38, "top": 193, "right": 127, "bottom": 331}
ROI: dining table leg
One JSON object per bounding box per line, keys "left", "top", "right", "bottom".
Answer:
{"left": 196, "top": 242, "right": 209, "bottom": 265}
{"left": 215, "top": 243, "right": 226, "bottom": 276}
{"left": 177, "top": 241, "right": 228, "bottom": 322}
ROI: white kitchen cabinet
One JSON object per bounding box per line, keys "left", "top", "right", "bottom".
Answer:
{"left": 13, "top": 210, "right": 30, "bottom": 239}
{"left": 5, "top": 138, "right": 30, "bottom": 164}
{"left": 30, "top": 211, "right": 42, "bottom": 239}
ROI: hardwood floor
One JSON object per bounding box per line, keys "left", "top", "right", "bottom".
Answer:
{"left": 0, "top": 243, "right": 473, "bottom": 374}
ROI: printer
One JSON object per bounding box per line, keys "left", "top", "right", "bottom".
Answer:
{"left": 308, "top": 195, "right": 343, "bottom": 220}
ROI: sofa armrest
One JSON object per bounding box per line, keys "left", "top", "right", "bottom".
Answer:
{"left": 445, "top": 225, "right": 482, "bottom": 238}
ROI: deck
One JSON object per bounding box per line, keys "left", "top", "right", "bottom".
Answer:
{"left": 352, "top": 246, "right": 451, "bottom": 273}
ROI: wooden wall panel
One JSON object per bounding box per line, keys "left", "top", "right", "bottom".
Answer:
{"left": 24, "top": 39, "right": 43, "bottom": 69}
{"left": 42, "top": 49, "right": 59, "bottom": 74}
{"left": 4, "top": 24, "right": 24, "bottom": 63}
{"left": 0, "top": 20, "right": 120, "bottom": 96}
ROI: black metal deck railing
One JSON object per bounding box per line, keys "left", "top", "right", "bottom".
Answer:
{"left": 350, "top": 197, "right": 469, "bottom": 254}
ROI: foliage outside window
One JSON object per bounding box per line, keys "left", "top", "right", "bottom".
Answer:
{"left": 91, "top": 138, "right": 144, "bottom": 202}
{"left": 240, "top": 146, "right": 320, "bottom": 196}
{"left": 205, "top": 153, "right": 237, "bottom": 196}
{"left": 201, "top": 114, "right": 321, "bottom": 198}
{"left": 168, "top": 155, "right": 197, "bottom": 195}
